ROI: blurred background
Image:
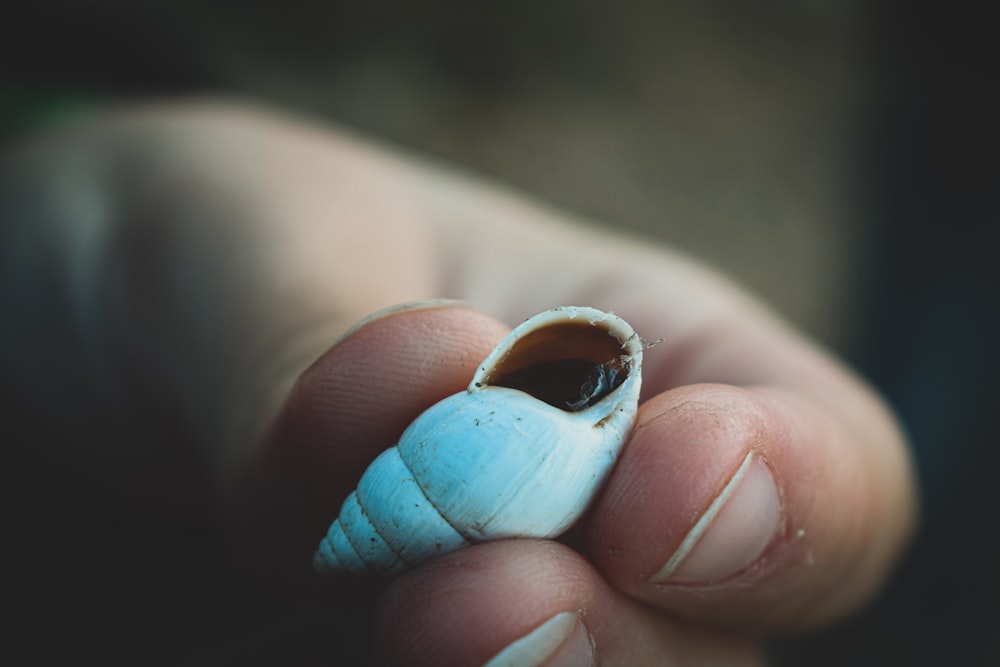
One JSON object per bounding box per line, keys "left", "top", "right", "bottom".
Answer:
{"left": 3, "top": 1, "right": 995, "bottom": 664}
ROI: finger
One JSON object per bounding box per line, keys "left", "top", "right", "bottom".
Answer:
{"left": 583, "top": 366, "right": 915, "bottom": 631}
{"left": 375, "top": 539, "right": 762, "bottom": 667}
{"left": 0, "top": 100, "right": 441, "bottom": 485}
{"left": 227, "top": 302, "right": 509, "bottom": 575}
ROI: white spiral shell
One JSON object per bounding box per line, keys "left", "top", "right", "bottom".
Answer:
{"left": 312, "top": 306, "right": 644, "bottom": 576}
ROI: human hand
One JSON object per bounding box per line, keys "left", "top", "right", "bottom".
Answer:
{"left": 0, "top": 99, "right": 916, "bottom": 665}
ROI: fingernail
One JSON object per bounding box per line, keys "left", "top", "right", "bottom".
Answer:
{"left": 333, "top": 299, "right": 469, "bottom": 347}
{"left": 651, "top": 451, "right": 780, "bottom": 584}
{"left": 483, "top": 611, "right": 595, "bottom": 667}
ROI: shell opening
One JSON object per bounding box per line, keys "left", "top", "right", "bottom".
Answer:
{"left": 481, "top": 321, "right": 632, "bottom": 412}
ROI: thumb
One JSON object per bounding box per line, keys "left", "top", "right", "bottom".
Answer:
{"left": 227, "top": 302, "right": 510, "bottom": 577}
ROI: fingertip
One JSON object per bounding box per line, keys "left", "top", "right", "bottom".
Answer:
{"left": 224, "top": 302, "right": 510, "bottom": 576}
{"left": 374, "top": 541, "right": 592, "bottom": 667}
{"left": 279, "top": 300, "right": 510, "bottom": 483}
{"left": 373, "top": 539, "right": 758, "bottom": 666}
{"left": 589, "top": 384, "right": 778, "bottom": 589}
{"left": 588, "top": 381, "right": 913, "bottom": 631}
{"left": 327, "top": 299, "right": 472, "bottom": 349}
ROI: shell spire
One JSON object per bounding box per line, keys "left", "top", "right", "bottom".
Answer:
{"left": 313, "top": 306, "right": 643, "bottom": 576}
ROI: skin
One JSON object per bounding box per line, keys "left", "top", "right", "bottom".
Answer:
{"left": 0, "top": 98, "right": 917, "bottom": 665}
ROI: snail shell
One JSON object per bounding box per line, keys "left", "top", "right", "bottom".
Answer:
{"left": 313, "top": 306, "right": 643, "bottom": 576}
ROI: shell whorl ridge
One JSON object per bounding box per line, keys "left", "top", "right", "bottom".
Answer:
{"left": 313, "top": 306, "right": 644, "bottom": 576}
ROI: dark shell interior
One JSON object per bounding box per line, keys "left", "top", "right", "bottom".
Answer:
{"left": 480, "top": 320, "right": 631, "bottom": 412}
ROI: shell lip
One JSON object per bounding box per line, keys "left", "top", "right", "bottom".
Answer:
{"left": 469, "top": 306, "right": 643, "bottom": 414}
